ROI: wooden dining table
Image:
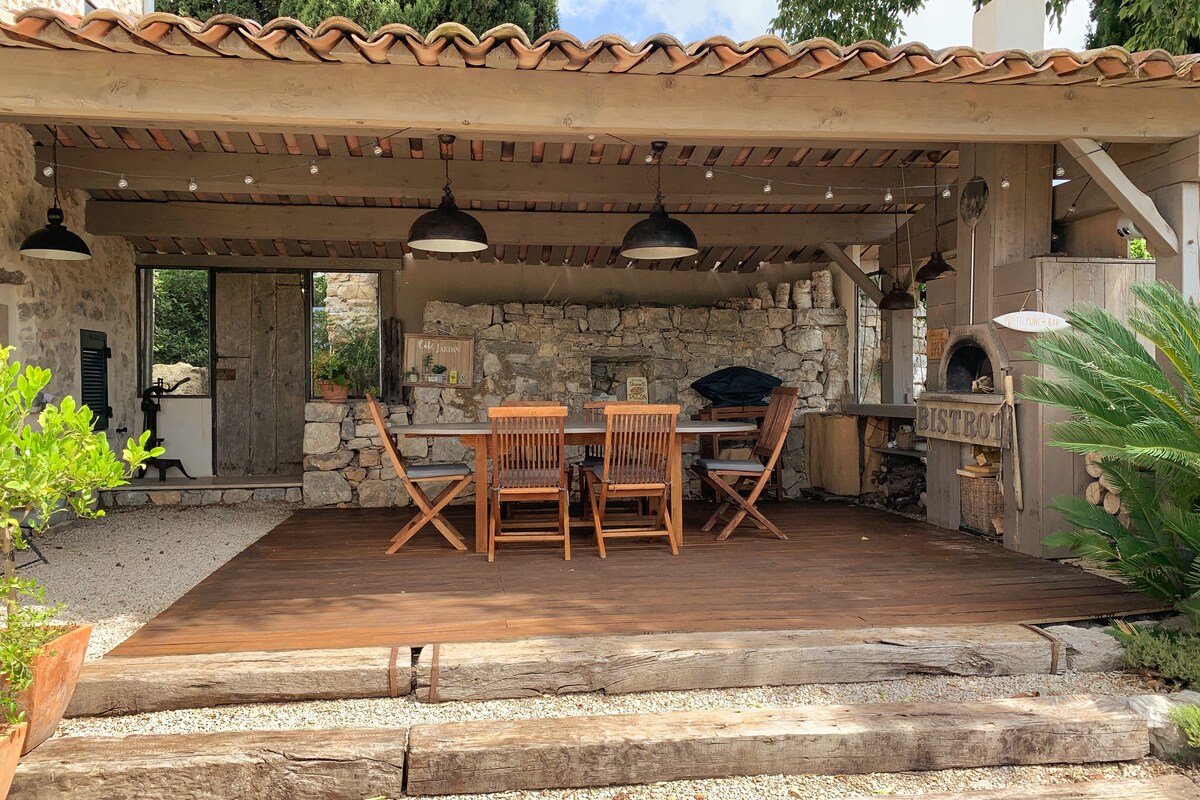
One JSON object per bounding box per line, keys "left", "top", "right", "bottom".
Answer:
{"left": 399, "top": 418, "right": 758, "bottom": 554}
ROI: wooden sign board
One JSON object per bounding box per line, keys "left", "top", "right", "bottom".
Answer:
{"left": 402, "top": 334, "right": 474, "bottom": 388}
{"left": 915, "top": 398, "right": 1005, "bottom": 448}
{"left": 626, "top": 377, "right": 648, "bottom": 402}
{"left": 927, "top": 328, "right": 950, "bottom": 361}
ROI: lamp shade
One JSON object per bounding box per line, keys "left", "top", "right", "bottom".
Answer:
{"left": 914, "top": 251, "right": 955, "bottom": 283}
{"left": 878, "top": 284, "right": 916, "bottom": 310}
{"left": 407, "top": 190, "right": 488, "bottom": 253}
{"left": 619, "top": 206, "right": 699, "bottom": 260}
{"left": 19, "top": 207, "right": 91, "bottom": 261}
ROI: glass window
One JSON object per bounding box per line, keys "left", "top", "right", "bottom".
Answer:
{"left": 311, "top": 272, "right": 381, "bottom": 398}
{"left": 148, "top": 269, "right": 211, "bottom": 395}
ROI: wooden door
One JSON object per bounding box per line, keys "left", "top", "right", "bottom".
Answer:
{"left": 214, "top": 272, "right": 307, "bottom": 477}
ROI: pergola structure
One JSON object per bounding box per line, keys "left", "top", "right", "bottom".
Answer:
{"left": 1, "top": 8, "right": 1199, "bottom": 557}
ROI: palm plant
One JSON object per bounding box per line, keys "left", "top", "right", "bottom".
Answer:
{"left": 1021, "top": 281, "right": 1200, "bottom": 620}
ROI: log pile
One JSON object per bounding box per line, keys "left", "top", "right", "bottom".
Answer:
{"left": 1084, "top": 453, "right": 1128, "bottom": 519}
{"left": 871, "top": 456, "right": 926, "bottom": 513}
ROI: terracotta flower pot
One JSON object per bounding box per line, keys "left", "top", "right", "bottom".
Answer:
{"left": 17, "top": 623, "right": 90, "bottom": 753}
{"left": 0, "top": 723, "right": 26, "bottom": 800}
{"left": 317, "top": 380, "right": 349, "bottom": 403}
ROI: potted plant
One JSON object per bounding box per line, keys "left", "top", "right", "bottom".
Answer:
{"left": 312, "top": 348, "right": 350, "bottom": 403}
{"left": 0, "top": 347, "right": 158, "bottom": 754}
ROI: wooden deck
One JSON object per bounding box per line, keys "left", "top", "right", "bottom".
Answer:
{"left": 109, "top": 501, "right": 1164, "bottom": 657}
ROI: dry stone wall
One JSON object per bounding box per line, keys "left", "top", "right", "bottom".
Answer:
{"left": 303, "top": 272, "right": 850, "bottom": 507}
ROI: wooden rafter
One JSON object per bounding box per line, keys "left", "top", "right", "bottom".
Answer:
{"left": 820, "top": 242, "right": 885, "bottom": 304}
{"left": 88, "top": 201, "right": 910, "bottom": 248}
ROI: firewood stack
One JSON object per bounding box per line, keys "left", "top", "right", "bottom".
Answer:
{"left": 870, "top": 457, "right": 927, "bottom": 513}
{"left": 1084, "top": 452, "right": 1127, "bottom": 518}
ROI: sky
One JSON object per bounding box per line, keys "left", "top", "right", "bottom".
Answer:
{"left": 558, "top": 0, "right": 1094, "bottom": 49}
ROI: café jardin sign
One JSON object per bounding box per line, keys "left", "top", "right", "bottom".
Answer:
{"left": 915, "top": 396, "right": 1006, "bottom": 448}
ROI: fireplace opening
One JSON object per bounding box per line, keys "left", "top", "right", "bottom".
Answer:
{"left": 944, "top": 342, "right": 994, "bottom": 393}
{"left": 591, "top": 358, "right": 647, "bottom": 399}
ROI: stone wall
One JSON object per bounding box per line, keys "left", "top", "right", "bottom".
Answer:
{"left": 0, "top": 123, "right": 139, "bottom": 444}
{"left": 324, "top": 272, "right": 379, "bottom": 342}
{"left": 303, "top": 273, "right": 851, "bottom": 507}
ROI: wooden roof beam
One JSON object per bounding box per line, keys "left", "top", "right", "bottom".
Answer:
{"left": 87, "top": 201, "right": 909, "bottom": 247}
{"left": 1062, "top": 137, "right": 1179, "bottom": 256}
{"left": 3, "top": 49, "right": 1198, "bottom": 143}
{"left": 821, "top": 242, "right": 884, "bottom": 304}
{"left": 36, "top": 148, "right": 933, "bottom": 204}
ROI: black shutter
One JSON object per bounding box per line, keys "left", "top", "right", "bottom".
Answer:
{"left": 79, "top": 330, "right": 111, "bottom": 431}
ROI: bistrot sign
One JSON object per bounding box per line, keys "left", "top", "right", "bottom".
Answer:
{"left": 915, "top": 398, "right": 1005, "bottom": 448}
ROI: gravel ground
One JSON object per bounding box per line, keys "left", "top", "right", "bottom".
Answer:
{"left": 24, "top": 503, "right": 295, "bottom": 659}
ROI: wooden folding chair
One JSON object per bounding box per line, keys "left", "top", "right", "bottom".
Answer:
{"left": 584, "top": 404, "right": 679, "bottom": 558}
{"left": 500, "top": 400, "right": 561, "bottom": 407}
{"left": 575, "top": 399, "right": 646, "bottom": 506}
{"left": 691, "top": 386, "right": 799, "bottom": 541}
{"left": 366, "top": 395, "right": 472, "bottom": 555}
{"left": 487, "top": 405, "right": 571, "bottom": 562}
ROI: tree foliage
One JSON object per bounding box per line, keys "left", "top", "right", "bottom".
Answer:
{"left": 769, "top": 0, "right": 1196, "bottom": 52}
{"left": 152, "top": 269, "right": 210, "bottom": 368}
{"left": 1021, "top": 282, "right": 1200, "bottom": 621}
{"left": 156, "top": 0, "right": 559, "bottom": 36}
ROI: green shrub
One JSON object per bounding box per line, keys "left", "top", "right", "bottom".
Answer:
{"left": 1114, "top": 624, "right": 1200, "bottom": 688}
{"left": 1171, "top": 703, "right": 1200, "bottom": 749}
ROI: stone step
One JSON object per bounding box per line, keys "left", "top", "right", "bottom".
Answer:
{"left": 405, "top": 694, "right": 1149, "bottom": 795}
{"left": 11, "top": 728, "right": 406, "bottom": 800}
{"left": 415, "top": 624, "right": 1060, "bottom": 702}
{"left": 68, "top": 647, "right": 408, "bottom": 718}
{"left": 853, "top": 776, "right": 1197, "bottom": 799}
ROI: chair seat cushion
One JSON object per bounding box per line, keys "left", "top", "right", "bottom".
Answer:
{"left": 584, "top": 465, "right": 668, "bottom": 484}
{"left": 407, "top": 463, "right": 471, "bottom": 479}
{"left": 694, "top": 458, "right": 766, "bottom": 474}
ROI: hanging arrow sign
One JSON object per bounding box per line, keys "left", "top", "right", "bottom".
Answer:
{"left": 993, "top": 311, "right": 1071, "bottom": 332}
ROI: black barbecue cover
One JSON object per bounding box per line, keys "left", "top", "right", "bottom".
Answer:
{"left": 690, "top": 367, "right": 781, "bottom": 407}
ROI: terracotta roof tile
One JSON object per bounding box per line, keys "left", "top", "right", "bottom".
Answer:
{"left": 2, "top": 8, "right": 1198, "bottom": 88}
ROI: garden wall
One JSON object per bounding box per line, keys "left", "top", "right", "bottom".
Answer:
{"left": 303, "top": 273, "right": 851, "bottom": 507}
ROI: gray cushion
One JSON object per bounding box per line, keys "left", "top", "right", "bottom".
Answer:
{"left": 407, "top": 463, "right": 471, "bottom": 479}
{"left": 694, "top": 458, "right": 765, "bottom": 474}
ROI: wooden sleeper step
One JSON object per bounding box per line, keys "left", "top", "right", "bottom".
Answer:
{"left": 852, "top": 776, "right": 1197, "bottom": 799}
{"left": 11, "top": 728, "right": 407, "bottom": 800}
{"left": 405, "top": 694, "right": 1150, "bottom": 796}
{"left": 415, "top": 625, "right": 1060, "bottom": 702}
{"left": 67, "top": 647, "right": 407, "bottom": 718}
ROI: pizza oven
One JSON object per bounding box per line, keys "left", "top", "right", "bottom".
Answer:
{"left": 938, "top": 323, "right": 1010, "bottom": 395}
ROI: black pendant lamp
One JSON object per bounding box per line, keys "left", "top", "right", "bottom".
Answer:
{"left": 620, "top": 141, "right": 698, "bottom": 260}
{"left": 879, "top": 204, "right": 915, "bottom": 311}
{"left": 19, "top": 129, "right": 91, "bottom": 261}
{"left": 407, "top": 134, "right": 488, "bottom": 254}
{"left": 915, "top": 165, "right": 955, "bottom": 283}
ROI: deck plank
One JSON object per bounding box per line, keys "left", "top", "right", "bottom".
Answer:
{"left": 109, "top": 502, "right": 1164, "bottom": 657}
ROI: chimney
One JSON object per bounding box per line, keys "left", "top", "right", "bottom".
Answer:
{"left": 971, "top": 0, "right": 1045, "bottom": 52}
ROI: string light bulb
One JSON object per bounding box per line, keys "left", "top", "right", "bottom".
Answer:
{"left": 1054, "top": 163, "right": 1066, "bottom": 178}
{"left": 244, "top": 174, "right": 254, "bottom": 185}
{"left": 1067, "top": 204, "right": 1077, "bottom": 214}
{"left": 187, "top": 177, "right": 198, "bottom": 192}
{"left": 41, "top": 165, "right": 54, "bottom": 178}
{"left": 644, "top": 152, "right": 655, "bottom": 164}
{"left": 117, "top": 174, "right": 128, "bottom": 189}
{"left": 704, "top": 169, "right": 714, "bottom": 180}
{"left": 825, "top": 187, "right": 834, "bottom": 200}
{"left": 1000, "top": 176, "right": 1011, "bottom": 189}
{"left": 309, "top": 160, "right": 320, "bottom": 175}
{"left": 372, "top": 144, "right": 383, "bottom": 156}
{"left": 883, "top": 188, "right": 894, "bottom": 204}
{"left": 762, "top": 181, "right": 772, "bottom": 194}
{"left": 941, "top": 186, "right": 951, "bottom": 199}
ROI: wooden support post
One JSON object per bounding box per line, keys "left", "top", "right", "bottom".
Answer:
{"left": 1151, "top": 181, "right": 1200, "bottom": 301}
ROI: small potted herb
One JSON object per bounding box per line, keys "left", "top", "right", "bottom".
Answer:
{"left": 312, "top": 348, "right": 350, "bottom": 403}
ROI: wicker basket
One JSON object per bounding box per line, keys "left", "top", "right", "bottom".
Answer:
{"left": 895, "top": 427, "right": 917, "bottom": 451}
{"left": 960, "top": 474, "right": 1004, "bottom": 534}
